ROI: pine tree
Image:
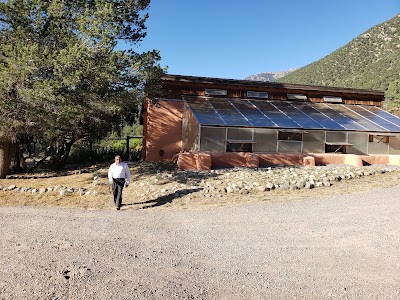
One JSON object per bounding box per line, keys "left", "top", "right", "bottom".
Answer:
{"left": 0, "top": 0, "right": 163, "bottom": 176}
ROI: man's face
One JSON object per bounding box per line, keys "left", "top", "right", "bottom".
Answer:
{"left": 115, "top": 157, "right": 121, "bottom": 165}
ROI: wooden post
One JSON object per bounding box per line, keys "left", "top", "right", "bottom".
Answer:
{"left": 126, "top": 136, "right": 130, "bottom": 161}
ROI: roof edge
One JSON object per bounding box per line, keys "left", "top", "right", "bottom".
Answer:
{"left": 162, "top": 74, "right": 385, "bottom": 97}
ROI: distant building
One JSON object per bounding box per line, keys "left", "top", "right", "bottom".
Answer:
{"left": 143, "top": 74, "right": 400, "bottom": 169}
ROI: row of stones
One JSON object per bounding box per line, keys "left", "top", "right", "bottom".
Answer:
{"left": 0, "top": 174, "right": 103, "bottom": 196}
{"left": 130, "top": 165, "right": 399, "bottom": 201}
{"left": 0, "top": 185, "right": 97, "bottom": 196}
{"left": 200, "top": 166, "right": 398, "bottom": 195}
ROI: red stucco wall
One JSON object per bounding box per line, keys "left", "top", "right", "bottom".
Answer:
{"left": 176, "top": 152, "right": 400, "bottom": 170}
{"left": 144, "top": 100, "right": 183, "bottom": 162}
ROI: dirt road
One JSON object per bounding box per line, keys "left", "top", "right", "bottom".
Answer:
{"left": 1, "top": 185, "right": 400, "bottom": 299}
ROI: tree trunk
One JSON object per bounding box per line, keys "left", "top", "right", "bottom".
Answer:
{"left": 10, "top": 142, "right": 22, "bottom": 173}
{"left": 89, "top": 141, "right": 94, "bottom": 163}
{"left": 0, "top": 138, "right": 14, "bottom": 179}
{"left": 50, "top": 138, "right": 75, "bottom": 170}
{"left": 57, "top": 139, "right": 74, "bottom": 168}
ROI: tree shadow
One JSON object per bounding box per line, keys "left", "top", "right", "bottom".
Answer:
{"left": 6, "top": 162, "right": 110, "bottom": 179}
{"left": 124, "top": 187, "right": 202, "bottom": 209}
{"left": 133, "top": 162, "right": 221, "bottom": 186}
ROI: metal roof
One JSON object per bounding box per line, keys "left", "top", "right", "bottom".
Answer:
{"left": 163, "top": 74, "right": 385, "bottom": 97}
{"left": 185, "top": 98, "right": 400, "bottom": 133}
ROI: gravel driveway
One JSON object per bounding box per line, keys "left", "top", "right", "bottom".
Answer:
{"left": 1, "top": 185, "right": 400, "bottom": 299}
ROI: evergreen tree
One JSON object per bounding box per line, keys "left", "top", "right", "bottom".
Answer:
{"left": 0, "top": 0, "right": 163, "bottom": 176}
{"left": 279, "top": 14, "right": 400, "bottom": 104}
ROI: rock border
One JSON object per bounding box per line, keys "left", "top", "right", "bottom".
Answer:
{"left": 0, "top": 174, "right": 103, "bottom": 196}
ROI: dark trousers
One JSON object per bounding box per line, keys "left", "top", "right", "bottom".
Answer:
{"left": 112, "top": 178, "right": 125, "bottom": 208}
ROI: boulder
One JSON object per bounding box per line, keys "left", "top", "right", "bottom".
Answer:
{"left": 279, "top": 184, "right": 290, "bottom": 190}
{"left": 256, "top": 186, "right": 266, "bottom": 192}
{"left": 304, "top": 182, "right": 313, "bottom": 189}
{"left": 265, "top": 183, "right": 275, "bottom": 190}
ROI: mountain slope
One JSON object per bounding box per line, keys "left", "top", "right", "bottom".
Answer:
{"left": 279, "top": 14, "right": 400, "bottom": 103}
{"left": 245, "top": 69, "right": 296, "bottom": 82}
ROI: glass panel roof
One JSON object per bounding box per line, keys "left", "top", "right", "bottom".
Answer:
{"left": 270, "top": 100, "right": 325, "bottom": 129}
{"left": 185, "top": 98, "right": 400, "bottom": 133}
{"left": 293, "top": 102, "right": 345, "bottom": 130}
{"left": 251, "top": 100, "right": 301, "bottom": 128}
{"left": 352, "top": 105, "right": 400, "bottom": 132}
{"left": 312, "top": 103, "right": 367, "bottom": 131}
{"left": 334, "top": 104, "right": 387, "bottom": 132}
{"left": 185, "top": 99, "right": 225, "bottom": 126}
{"left": 228, "top": 99, "right": 276, "bottom": 127}
{"left": 208, "top": 99, "right": 251, "bottom": 126}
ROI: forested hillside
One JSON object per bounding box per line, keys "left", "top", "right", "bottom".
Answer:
{"left": 279, "top": 14, "right": 400, "bottom": 111}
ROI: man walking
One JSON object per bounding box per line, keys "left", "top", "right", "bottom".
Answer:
{"left": 108, "top": 155, "right": 131, "bottom": 210}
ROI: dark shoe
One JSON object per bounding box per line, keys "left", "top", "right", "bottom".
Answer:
{"left": 116, "top": 207, "right": 120, "bottom": 210}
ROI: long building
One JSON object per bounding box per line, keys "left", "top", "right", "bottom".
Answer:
{"left": 143, "top": 74, "right": 400, "bottom": 169}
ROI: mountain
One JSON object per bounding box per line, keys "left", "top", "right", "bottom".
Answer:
{"left": 245, "top": 69, "right": 297, "bottom": 82}
{"left": 278, "top": 14, "right": 400, "bottom": 111}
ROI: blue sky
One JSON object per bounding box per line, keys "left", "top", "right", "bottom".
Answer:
{"left": 134, "top": 0, "right": 399, "bottom": 79}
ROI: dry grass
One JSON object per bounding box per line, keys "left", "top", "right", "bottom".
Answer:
{"left": 0, "top": 169, "right": 111, "bottom": 209}
{"left": 1, "top": 163, "right": 399, "bottom": 210}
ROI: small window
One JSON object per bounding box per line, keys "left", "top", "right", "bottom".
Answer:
{"left": 205, "top": 89, "right": 227, "bottom": 96}
{"left": 325, "top": 140, "right": 353, "bottom": 153}
{"left": 247, "top": 91, "right": 269, "bottom": 99}
{"left": 325, "top": 144, "right": 347, "bottom": 153}
{"left": 323, "top": 96, "right": 343, "bottom": 103}
{"left": 287, "top": 94, "right": 307, "bottom": 100}
{"left": 226, "top": 142, "right": 252, "bottom": 152}
{"left": 278, "top": 131, "right": 303, "bottom": 141}
{"left": 369, "top": 135, "right": 389, "bottom": 144}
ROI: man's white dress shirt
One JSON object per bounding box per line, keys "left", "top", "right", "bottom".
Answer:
{"left": 108, "top": 162, "right": 131, "bottom": 185}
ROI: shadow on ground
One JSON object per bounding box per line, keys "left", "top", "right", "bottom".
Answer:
{"left": 123, "top": 188, "right": 202, "bottom": 209}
